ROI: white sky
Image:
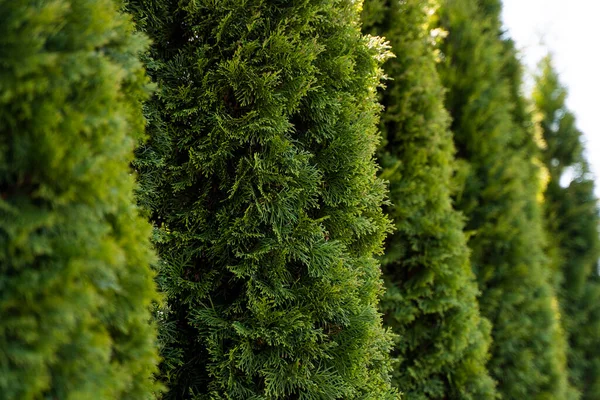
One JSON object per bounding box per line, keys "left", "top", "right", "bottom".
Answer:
{"left": 501, "top": 0, "right": 600, "bottom": 193}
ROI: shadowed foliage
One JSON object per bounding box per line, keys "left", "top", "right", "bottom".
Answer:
{"left": 128, "top": 0, "right": 398, "bottom": 398}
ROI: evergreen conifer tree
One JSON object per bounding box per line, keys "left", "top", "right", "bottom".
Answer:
{"left": 128, "top": 1, "right": 397, "bottom": 398}
{"left": 436, "top": 0, "right": 571, "bottom": 398}
{"left": 362, "top": 1, "right": 496, "bottom": 398}
{"left": 533, "top": 55, "right": 600, "bottom": 400}
{"left": 0, "top": 0, "right": 160, "bottom": 398}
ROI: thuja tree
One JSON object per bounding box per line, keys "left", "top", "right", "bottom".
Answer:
{"left": 436, "top": 0, "right": 571, "bottom": 398}
{"left": 362, "top": 0, "right": 496, "bottom": 398}
{"left": 533, "top": 55, "right": 600, "bottom": 399}
{"left": 0, "top": 0, "right": 160, "bottom": 399}
{"left": 128, "top": 1, "right": 397, "bottom": 398}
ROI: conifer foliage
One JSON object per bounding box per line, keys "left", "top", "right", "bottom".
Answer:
{"left": 362, "top": 0, "right": 496, "bottom": 398}
{"left": 534, "top": 56, "right": 600, "bottom": 400}
{"left": 0, "top": 0, "right": 160, "bottom": 399}
{"left": 129, "top": 1, "right": 397, "bottom": 398}
{"left": 436, "top": 0, "right": 571, "bottom": 398}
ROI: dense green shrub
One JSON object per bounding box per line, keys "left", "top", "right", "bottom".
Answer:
{"left": 362, "top": 1, "right": 496, "bottom": 398}
{"left": 436, "top": 0, "right": 571, "bottom": 398}
{"left": 128, "top": 1, "right": 397, "bottom": 398}
{"left": 0, "top": 0, "right": 160, "bottom": 399}
{"left": 534, "top": 55, "right": 600, "bottom": 400}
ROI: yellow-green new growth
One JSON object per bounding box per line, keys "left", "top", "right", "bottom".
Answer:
{"left": 0, "top": 0, "right": 160, "bottom": 398}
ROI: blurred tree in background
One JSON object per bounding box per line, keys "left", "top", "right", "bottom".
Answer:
{"left": 436, "top": 0, "right": 572, "bottom": 398}
{"left": 534, "top": 55, "right": 600, "bottom": 400}
{"left": 362, "top": 0, "right": 496, "bottom": 398}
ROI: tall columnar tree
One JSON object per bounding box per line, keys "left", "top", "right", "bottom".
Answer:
{"left": 533, "top": 55, "right": 600, "bottom": 400}
{"left": 436, "top": 0, "right": 571, "bottom": 398}
{"left": 0, "top": 1, "right": 160, "bottom": 399}
{"left": 362, "top": 1, "right": 496, "bottom": 398}
{"left": 128, "top": 1, "right": 397, "bottom": 398}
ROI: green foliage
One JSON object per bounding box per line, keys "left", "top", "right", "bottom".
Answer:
{"left": 128, "top": 0, "right": 397, "bottom": 398}
{"left": 362, "top": 0, "right": 496, "bottom": 398}
{"left": 436, "top": 0, "right": 571, "bottom": 398}
{"left": 533, "top": 55, "right": 600, "bottom": 400}
{"left": 0, "top": 0, "right": 160, "bottom": 399}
